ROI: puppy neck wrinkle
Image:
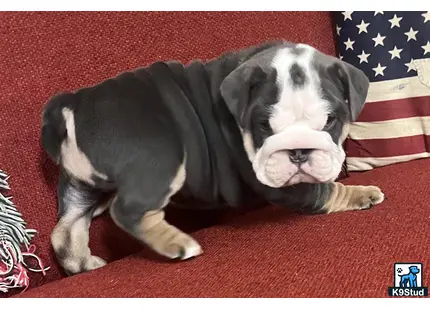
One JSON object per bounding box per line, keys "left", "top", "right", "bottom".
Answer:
{"left": 146, "top": 59, "right": 253, "bottom": 208}
{"left": 195, "top": 44, "right": 285, "bottom": 207}
{"left": 157, "top": 43, "right": 282, "bottom": 208}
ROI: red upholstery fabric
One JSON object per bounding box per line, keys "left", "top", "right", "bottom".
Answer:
{"left": 15, "top": 159, "right": 430, "bottom": 298}
{"left": 0, "top": 11, "right": 336, "bottom": 296}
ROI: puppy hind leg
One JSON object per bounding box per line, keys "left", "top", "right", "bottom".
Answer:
{"left": 51, "top": 170, "right": 106, "bottom": 275}
{"left": 321, "top": 182, "right": 385, "bottom": 214}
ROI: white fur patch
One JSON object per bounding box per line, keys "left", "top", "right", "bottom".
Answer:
{"left": 252, "top": 126, "right": 335, "bottom": 187}
{"left": 251, "top": 45, "right": 346, "bottom": 187}
{"left": 61, "top": 108, "right": 107, "bottom": 185}
{"left": 269, "top": 45, "right": 329, "bottom": 134}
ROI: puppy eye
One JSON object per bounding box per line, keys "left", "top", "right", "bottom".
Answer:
{"left": 259, "top": 119, "right": 272, "bottom": 135}
{"left": 325, "top": 115, "right": 336, "bottom": 127}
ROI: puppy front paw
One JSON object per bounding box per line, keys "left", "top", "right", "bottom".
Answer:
{"left": 323, "top": 183, "right": 385, "bottom": 214}
{"left": 354, "top": 185, "right": 385, "bottom": 210}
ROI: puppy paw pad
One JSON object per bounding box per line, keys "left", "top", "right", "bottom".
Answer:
{"left": 161, "top": 234, "right": 203, "bottom": 260}
{"left": 358, "top": 186, "right": 385, "bottom": 210}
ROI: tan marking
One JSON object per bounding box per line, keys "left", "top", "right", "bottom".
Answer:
{"left": 51, "top": 207, "right": 85, "bottom": 257}
{"left": 169, "top": 161, "right": 186, "bottom": 194}
{"left": 51, "top": 209, "right": 106, "bottom": 275}
{"left": 339, "top": 123, "right": 350, "bottom": 146}
{"left": 138, "top": 209, "right": 202, "bottom": 259}
{"left": 137, "top": 160, "right": 201, "bottom": 259}
{"left": 92, "top": 195, "right": 115, "bottom": 218}
{"left": 158, "top": 158, "right": 187, "bottom": 208}
{"left": 61, "top": 108, "right": 107, "bottom": 185}
{"left": 241, "top": 130, "right": 256, "bottom": 161}
{"left": 322, "top": 182, "right": 385, "bottom": 214}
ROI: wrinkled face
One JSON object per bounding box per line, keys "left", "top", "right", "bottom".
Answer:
{"left": 221, "top": 43, "right": 369, "bottom": 188}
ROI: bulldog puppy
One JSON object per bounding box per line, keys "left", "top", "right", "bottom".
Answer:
{"left": 41, "top": 40, "right": 384, "bottom": 276}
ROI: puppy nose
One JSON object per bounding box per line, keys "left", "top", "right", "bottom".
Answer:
{"left": 287, "top": 149, "right": 311, "bottom": 164}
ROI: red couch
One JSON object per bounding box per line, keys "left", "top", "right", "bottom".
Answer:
{"left": 1, "top": 11, "right": 429, "bottom": 298}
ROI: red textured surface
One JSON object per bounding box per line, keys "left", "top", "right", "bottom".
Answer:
{"left": 347, "top": 135, "right": 430, "bottom": 158}
{"left": 355, "top": 97, "right": 430, "bottom": 123}
{"left": 15, "top": 159, "right": 430, "bottom": 298}
{"left": 0, "top": 11, "right": 337, "bottom": 296}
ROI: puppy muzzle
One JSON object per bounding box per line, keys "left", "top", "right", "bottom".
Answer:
{"left": 252, "top": 126, "right": 342, "bottom": 188}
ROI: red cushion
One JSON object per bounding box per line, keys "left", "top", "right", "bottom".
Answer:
{"left": 0, "top": 11, "right": 336, "bottom": 295}
{"left": 15, "top": 158, "right": 430, "bottom": 298}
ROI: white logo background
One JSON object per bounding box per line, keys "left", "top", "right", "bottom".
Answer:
{"left": 394, "top": 263, "right": 423, "bottom": 287}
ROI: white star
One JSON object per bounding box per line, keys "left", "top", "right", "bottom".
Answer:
{"left": 356, "top": 20, "right": 370, "bottom": 34}
{"left": 344, "top": 38, "right": 355, "bottom": 50}
{"left": 405, "top": 27, "right": 419, "bottom": 42}
{"left": 357, "top": 50, "right": 370, "bottom": 63}
{"left": 342, "top": 11, "right": 353, "bottom": 21}
{"left": 422, "top": 41, "right": 430, "bottom": 55}
{"left": 372, "top": 33, "right": 386, "bottom": 47}
{"left": 372, "top": 63, "right": 387, "bottom": 77}
{"left": 339, "top": 54, "right": 343, "bottom": 60}
{"left": 374, "top": 11, "right": 384, "bottom": 16}
{"left": 388, "top": 46, "right": 403, "bottom": 59}
{"left": 422, "top": 11, "right": 430, "bottom": 23}
{"left": 336, "top": 25, "right": 341, "bottom": 36}
{"left": 388, "top": 14, "right": 403, "bottom": 28}
{"left": 405, "top": 59, "right": 416, "bottom": 73}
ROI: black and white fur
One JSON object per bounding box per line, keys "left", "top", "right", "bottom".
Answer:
{"left": 41, "top": 41, "right": 384, "bottom": 276}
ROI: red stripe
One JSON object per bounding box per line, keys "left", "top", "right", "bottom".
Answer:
{"left": 345, "top": 134, "right": 430, "bottom": 158}
{"left": 356, "top": 96, "right": 430, "bottom": 122}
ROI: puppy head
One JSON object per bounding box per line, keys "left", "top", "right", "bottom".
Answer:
{"left": 220, "top": 42, "right": 369, "bottom": 188}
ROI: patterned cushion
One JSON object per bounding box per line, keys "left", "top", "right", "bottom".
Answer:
{"left": 333, "top": 11, "right": 430, "bottom": 171}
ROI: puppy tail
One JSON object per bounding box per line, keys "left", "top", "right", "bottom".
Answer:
{"left": 41, "top": 92, "right": 75, "bottom": 164}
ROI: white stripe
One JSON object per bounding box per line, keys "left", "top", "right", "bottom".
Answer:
{"left": 346, "top": 152, "right": 430, "bottom": 171}
{"left": 348, "top": 116, "right": 430, "bottom": 140}
{"left": 366, "top": 59, "right": 430, "bottom": 103}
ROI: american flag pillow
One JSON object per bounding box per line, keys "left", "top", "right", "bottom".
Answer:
{"left": 333, "top": 11, "right": 430, "bottom": 172}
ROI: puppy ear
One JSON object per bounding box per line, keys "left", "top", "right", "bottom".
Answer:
{"left": 220, "top": 64, "right": 266, "bottom": 127}
{"left": 332, "top": 60, "right": 370, "bottom": 122}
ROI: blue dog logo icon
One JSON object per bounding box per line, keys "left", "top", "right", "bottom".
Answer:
{"left": 398, "top": 266, "right": 420, "bottom": 288}
{"left": 388, "top": 263, "right": 428, "bottom": 297}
